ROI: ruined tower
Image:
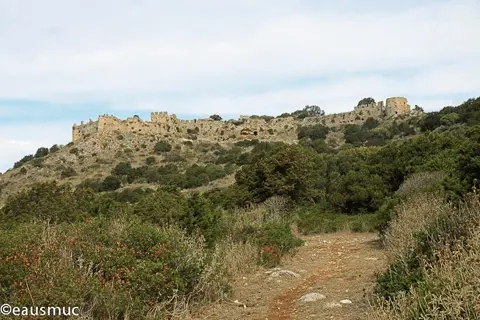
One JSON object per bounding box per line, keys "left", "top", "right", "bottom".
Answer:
{"left": 385, "top": 97, "right": 410, "bottom": 118}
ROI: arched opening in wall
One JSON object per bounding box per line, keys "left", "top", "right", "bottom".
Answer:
{"left": 254, "top": 131, "right": 258, "bottom": 136}
{"left": 395, "top": 111, "right": 398, "bottom": 114}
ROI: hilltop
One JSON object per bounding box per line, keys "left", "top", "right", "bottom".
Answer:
{"left": 0, "top": 96, "right": 421, "bottom": 205}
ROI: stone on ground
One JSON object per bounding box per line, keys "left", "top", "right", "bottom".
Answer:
{"left": 299, "top": 293, "right": 326, "bottom": 302}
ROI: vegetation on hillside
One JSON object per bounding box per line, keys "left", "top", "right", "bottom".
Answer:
{"left": 0, "top": 97, "right": 479, "bottom": 318}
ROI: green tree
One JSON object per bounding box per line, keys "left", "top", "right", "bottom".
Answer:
{"left": 133, "top": 188, "right": 188, "bottom": 225}
{"left": 362, "top": 117, "right": 380, "bottom": 130}
{"left": 13, "top": 155, "right": 34, "bottom": 169}
{"left": 1, "top": 182, "right": 89, "bottom": 223}
{"left": 34, "top": 147, "right": 49, "bottom": 158}
{"left": 440, "top": 113, "right": 460, "bottom": 126}
{"left": 209, "top": 114, "right": 222, "bottom": 121}
{"left": 297, "top": 124, "right": 329, "bottom": 140}
{"left": 357, "top": 97, "right": 375, "bottom": 106}
{"left": 49, "top": 144, "right": 60, "bottom": 153}
{"left": 291, "top": 105, "right": 325, "bottom": 119}
{"left": 235, "top": 145, "right": 321, "bottom": 202}
{"left": 102, "top": 175, "right": 122, "bottom": 191}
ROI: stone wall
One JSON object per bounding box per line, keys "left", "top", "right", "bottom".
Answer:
{"left": 72, "top": 119, "right": 99, "bottom": 141}
{"left": 71, "top": 96, "right": 412, "bottom": 143}
{"left": 386, "top": 97, "right": 410, "bottom": 118}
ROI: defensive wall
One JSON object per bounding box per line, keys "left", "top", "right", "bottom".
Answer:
{"left": 72, "top": 97, "right": 411, "bottom": 142}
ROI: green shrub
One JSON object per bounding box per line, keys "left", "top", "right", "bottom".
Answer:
{"left": 49, "top": 144, "right": 60, "bottom": 153}
{"left": 13, "top": 154, "right": 33, "bottom": 169}
{"left": 34, "top": 147, "right": 49, "bottom": 158}
{"left": 61, "top": 167, "right": 77, "bottom": 178}
{"left": 31, "top": 158, "right": 45, "bottom": 168}
{"left": 102, "top": 176, "right": 122, "bottom": 191}
{"left": 154, "top": 140, "right": 172, "bottom": 154}
{"left": 234, "top": 139, "right": 259, "bottom": 148}
{"left": 145, "top": 156, "right": 156, "bottom": 165}
{"left": 0, "top": 218, "right": 230, "bottom": 318}
{"left": 297, "top": 124, "right": 329, "bottom": 140}
{"left": 133, "top": 189, "right": 188, "bottom": 225}
{"left": 257, "top": 221, "right": 303, "bottom": 266}
{"left": 0, "top": 182, "right": 93, "bottom": 224}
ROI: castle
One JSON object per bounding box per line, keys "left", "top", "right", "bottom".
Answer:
{"left": 72, "top": 97, "right": 411, "bottom": 143}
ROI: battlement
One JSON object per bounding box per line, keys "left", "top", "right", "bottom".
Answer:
{"left": 71, "top": 96, "right": 412, "bottom": 143}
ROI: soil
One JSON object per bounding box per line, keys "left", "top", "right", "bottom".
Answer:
{"left": 193, "top": 232, "right": 385, "bottom": 320}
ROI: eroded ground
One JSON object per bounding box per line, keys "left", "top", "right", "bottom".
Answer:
{"left": 194, "top": 232, "right": 385, "bottom": 320}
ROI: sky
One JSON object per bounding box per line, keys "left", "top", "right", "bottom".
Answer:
{"left": 0, "top": 0, "right": 479, "bottom": 172}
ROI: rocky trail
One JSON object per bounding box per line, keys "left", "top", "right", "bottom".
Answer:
{"left": 195, "top": 232, "right": 385, "bottom": 320}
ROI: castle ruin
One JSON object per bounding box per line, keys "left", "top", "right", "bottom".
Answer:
{"left": 72, "top": 97, "right": 411, "bottom": 143}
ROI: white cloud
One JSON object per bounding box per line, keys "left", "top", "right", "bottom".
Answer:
{"left": 0, "top": 0, "right": 478, "bottom": 107}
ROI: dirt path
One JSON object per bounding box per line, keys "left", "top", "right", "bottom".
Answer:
{"left": 194, "top": 232, "right": 385, "bottom": 320}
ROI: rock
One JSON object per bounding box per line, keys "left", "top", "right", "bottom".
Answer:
{"left": 325, "top": 301, "right": 342, "bottom": 308}
{"left": 264, "top": 267, "right": 282, "bottom": 274}
{"left": 365, "top": 257, "right": 379, "bottom": 261}
{"left": 299, "top": 293, "right": 326, "bottom": 302}
{"left": 267, "top": 270, "right": 301, "bottom": 281}
{"left": 340, "top": 299, "right": 353, "bottom": 304}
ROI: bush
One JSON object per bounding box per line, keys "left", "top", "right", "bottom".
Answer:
{"left": 234, "top": 139, "right": 259, "bottom": 148}
{"left": 61, "top": 167, "right": 77, "bottom": 178}
{"left": 209, "top": 114, "right": 222, "bottom": 121}
{"left": 31, "top": 158, "right": 45, "bottom": 168}
{"left": 145, "top": 156, "right": 156, "bottom": 165}
{"left": 13, "top": 155, "right": 34, "bottom": 169}
{"left": 49, "top": 144, "right": 60, "bottom": 153}
{"left": 257, "top": 221, "right": 303, "bottom": 266}
{"left": 133, "top": 189, "right": 188, "bottom": 225}
{"left": 357, "top": 97, "right": 375, "bottom": 106}
{"left": 0, "top": 182, "right": 93, "bottom": 224}
{"left": 34, "top": 147, "right": 49, "bottom": 158}
{"left": 154, "top": 140, "right": 172, "bottom": 154}
{"left": 297, "top": 124, "right": 329, "bottom": 140}
{"left": 102, "top": 176, "right": 122, "bottom": 191}
{"left": 362, "top": 117, "right": 380, "bottom": 130}
{"left": 0, "top": 218, "right": 230, "bottom": 318}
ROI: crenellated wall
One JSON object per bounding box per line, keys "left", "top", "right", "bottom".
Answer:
{"left": 71, "top": 97, "right": 412, "bottom": 143}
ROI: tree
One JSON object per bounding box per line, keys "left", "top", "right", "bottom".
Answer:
{"left": 235, "top": 145, "right": 321, "bottom": 202}
{"left": 440, "top": 113, "right": 460, "bottom": 126}
{"left": 291, "top": 105, "right": 325, "bottom": 119}
{"left": 357, "top": 97, "right": 375, "bottom": 106}
{"left": 414, "top": 105, "right": 424, "bottom": 112}
{"left": 133, "top": 188, "right": 188, "bottom": 225}
{"left": 297, "top": 124, "right": 329, "bottom": 140}
{"left": 34, "top": 147, "right": 49, "bottom": 158}
{"left": 49, "top": 144, "right": 60, "bottom": 153}
{"left": 362, "top": 117, "right": 380, "bottom": 130}
{"left": 112, "top": 161, "right": 133, "bottom": 177}
{"left": 13, "top": 154, "right": 34, "bottom": 169}
{"left": 209, "top": 114, "right": 222, "bottom": 121}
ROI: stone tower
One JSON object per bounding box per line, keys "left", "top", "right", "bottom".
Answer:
{"left": 385, "top": 97, "right": 410, "bottom": 118}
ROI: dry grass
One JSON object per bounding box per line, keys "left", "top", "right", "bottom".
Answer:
{"left": 394, "top": 171, "right": 445, "bottom": 198}
{"left": 369, "top": 193, "right": 480, "bottom": 320}
{"left": 383, "top": 192, "right": 449, "bottom": 264}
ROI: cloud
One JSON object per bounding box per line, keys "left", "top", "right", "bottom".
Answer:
{"left": 0, "top": 0, "right": 479, "bottom": 105}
